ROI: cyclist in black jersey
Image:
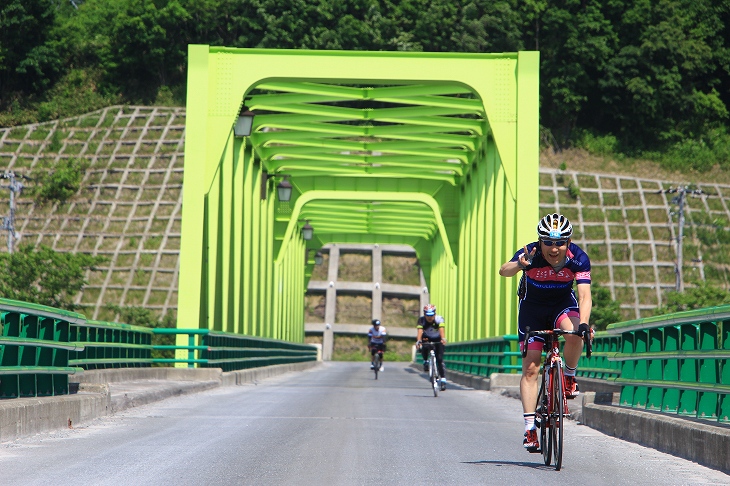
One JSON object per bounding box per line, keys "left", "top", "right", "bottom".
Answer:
{"left": 416, "top": 304, "right": 447, "bottom": 391}
{"left": 499, "top": 213, "right": 592, "bottom": 451}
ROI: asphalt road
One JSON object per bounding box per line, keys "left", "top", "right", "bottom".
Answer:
{"left": 0, "top": 362, "right": 727, "bottom": 485}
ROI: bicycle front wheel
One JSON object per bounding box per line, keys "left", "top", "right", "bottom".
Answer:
{"left": 536, "top": 371, "right": 550, "bottom": 465}
{"left": 430, "top": 355, "right": 439, "bottom": 397}
{"left": 373, "top": 353, "right": 380, "bottom": 380}
{"left": 551, "top": 364, "right": 565, "bottom": 470}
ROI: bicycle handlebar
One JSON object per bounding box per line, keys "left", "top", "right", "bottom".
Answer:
{"left": 520, "top": 328, "right": 593, "bottom": 359}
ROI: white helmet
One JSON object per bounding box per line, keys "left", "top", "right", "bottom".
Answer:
{"left": 537, "top": 213, "right": 573, "bottom": 240}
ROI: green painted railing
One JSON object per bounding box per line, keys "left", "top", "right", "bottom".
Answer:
{"left": 0, "top": 298, "right": 85, "bottom": 398}
{"left": 577, "top": 331, "right": 621, "bottom": 380}
{"left": 444, "top": 335, "right": 521, "bottom": 376}
{"left": 1, "top": 298, "right": 317, "bottom": 399}
{"left": 606, "top": 306, "right": 730, "bottom": 423}
{"left": 69, "top": 319, "right": 154, "bottom": 369}
{"left": 152, "top": 329, "right": 318, "bottom": 371}
{"left": 445, "top": 332, "right": 620, "bottom": 381}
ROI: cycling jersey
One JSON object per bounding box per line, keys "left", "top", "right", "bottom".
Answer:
{"left": 368, "top": 326, "right": 387, "bottom": 344}
{"left": 417, "top": 315, "right": 445, "bottom": 342}
{"left": 510, "top": 241, "right": 591, "bottom": 305}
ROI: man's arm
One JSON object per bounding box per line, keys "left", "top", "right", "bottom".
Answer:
{"left": 499, "top": 246, "right": 535, "bottom": 277}
{"left": 576, "top": 282, "right": 592, "bottom": 325}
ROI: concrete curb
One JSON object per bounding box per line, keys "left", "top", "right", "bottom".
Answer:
{"left": 582, "top": 392, "right": 730, "bottom": 473}
{"left": 0, "top": 391, "right": 111, "bottom": 443}
{"left": 0, "top": 362, "right": 322, "bottom": 444}
{"left": 220, "top": 361, "right": 320, "bottom": 386}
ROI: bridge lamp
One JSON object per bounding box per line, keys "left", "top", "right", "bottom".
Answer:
{"left": 277, "top": 178, "right": 293, "bottom": 202}
{"left": 314, "top": 251, "right": 323, "bottom": 265}
{"left": 301, "top": 220, "right": 314, "bottom": 241}
{"left": 234, "top": 106, "right": 256, "bottom": 137}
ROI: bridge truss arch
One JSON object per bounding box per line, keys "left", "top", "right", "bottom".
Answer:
{"left": 179, "top": 46, "right": 539, "bottom": 351}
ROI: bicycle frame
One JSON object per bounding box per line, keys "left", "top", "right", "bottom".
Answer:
{"left": 420, "top": 342, "right": 441, "bottom": 397}
{"left": 524, "top": 328, "right": 591, "bottom": 471}
{"left": 371, "top": 344, "right": 384, "bottom": 380}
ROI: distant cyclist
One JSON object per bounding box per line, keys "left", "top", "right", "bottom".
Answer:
{"left": 368, "top": 319, "right": 387, "bottom": 371}
{"left": 416, "top": 304, "right": 447, "bottom": 391}
{"left": 498, "top": 213, "right": 592, "bottom": 451}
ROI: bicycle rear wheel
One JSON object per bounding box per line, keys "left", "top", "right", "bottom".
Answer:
{"left": 551, "top": 364, "right": 565, "bottom": 470}
{"left": 536, "top": 371, "right": 550, "bottom": 465}
{"left": 430, "top": 354, "right": 439, "bottom": 397}
{"left": 373, "top": 353, "right": 381, "bottom": 380}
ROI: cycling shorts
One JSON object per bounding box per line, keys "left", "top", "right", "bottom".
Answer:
{"left": 518, "top": 295, "right": 579, "bottom": 352}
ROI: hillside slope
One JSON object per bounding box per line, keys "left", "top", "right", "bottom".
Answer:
{"left": 2, "top": 106, "right": 729, "bottom": 321}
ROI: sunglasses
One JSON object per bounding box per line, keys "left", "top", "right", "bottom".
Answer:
{"left": 541, "top": 239, "right": 568, "bottom": 247}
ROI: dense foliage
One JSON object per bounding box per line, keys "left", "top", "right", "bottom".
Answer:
{"left": 1, "top": 0, "right": 729, "bottom": 164}
{"left": 0, "top": 244, "right": 105, "bottom": 310}
{"left": 589, "top": 283, "right": 622, "bottom": 330}
{"left": 656, "top": 279, "right": 730, "bottom": 314}
{"left": 31, "top": 157, "right": 86, "bottom": 203}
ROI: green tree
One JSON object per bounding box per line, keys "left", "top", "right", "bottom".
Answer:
{"left": 655, "top": 279, "right": 730, "bottom": 315}
{"left": 0, "top": 0, "right": 63, "bottom": 108}
{"left": 454, "top": 0, "right": 525, "bottom": 53}
{"left": 33, "top": 158, "right": 86, "bottom": 204}
{"left": 0, "top": 244, "right": 105, "bottom": 310}
{"left": 596, "top": 0, "right": 730, "bottom": 151}
{"left": 589, "top": 283, "right": 622, "bottom": 331}
{"left": 521, "top": 0, "right": 618, "bottom": 146}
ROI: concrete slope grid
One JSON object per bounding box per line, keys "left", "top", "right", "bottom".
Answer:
{"left": 2, "top": 106, "right": 728, "bottom": 322}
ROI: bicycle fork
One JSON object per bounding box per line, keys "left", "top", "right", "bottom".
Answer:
{"left": 546, "top": 357, "right": 570, "bottom": 417}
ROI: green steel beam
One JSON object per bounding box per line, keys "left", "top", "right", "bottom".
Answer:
{"left": 180, "top": 46, "right": 539, "bottom": 355}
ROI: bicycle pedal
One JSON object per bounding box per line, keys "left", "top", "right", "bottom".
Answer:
{"left": 527, "top": 446, "right": 541, "bottom": 453}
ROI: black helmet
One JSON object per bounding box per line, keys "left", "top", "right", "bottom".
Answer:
{"left": 372, "top": 319, "right": 381, "bottom": 326}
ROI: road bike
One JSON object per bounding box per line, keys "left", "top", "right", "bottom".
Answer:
{"left": 420, "top": 342, "right": 441, "bottom": 397}
{"left": 371, "top": 345, "right": 383, "bottom": 380}
{"left": 522, "top": 328, "right": 592, "bottom": 471}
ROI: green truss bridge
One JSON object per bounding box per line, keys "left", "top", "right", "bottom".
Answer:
{"left": 178, "top": 45, "right": 539, "bottom": 357}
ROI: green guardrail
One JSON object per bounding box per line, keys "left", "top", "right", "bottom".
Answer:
{"left": 577, "top": 331, "right": 621, "bottom": 380}
{"left": 152, "top": 329, "right": 318, "bottom": 371}
{"left": 1, "top": 297, "right": 317, "bottom": 399}
{"left": 444, "top": 335, "right": 521, "bottom": 376}
{"left": 69, "top": 319, "right": 155, "bottom": 369}
{"left": 444, "top": 332, "right": 620, "bottom": 381}
{"left": 606, "top": 306, "right": 730, "bottom": 423}
{"left": 0, "top": 297, "right": 86, "bottom": 398}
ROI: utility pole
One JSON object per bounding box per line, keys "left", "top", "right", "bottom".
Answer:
{"left": 0, "top": 171, "right": 26, "bottom": 254}
{"left": 658, "top": 186, "right": 704, "bottom": 292}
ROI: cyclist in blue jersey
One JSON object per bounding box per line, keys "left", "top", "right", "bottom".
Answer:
{"left": 368, "top": 319, "right": 387, "bottom": 371}
{"left": 499, "top": 213, "right": 592, "bottom": 452}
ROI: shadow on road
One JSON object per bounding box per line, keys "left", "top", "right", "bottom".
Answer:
{"left": 462, "top": 459, "right": 554, "bottom": 470}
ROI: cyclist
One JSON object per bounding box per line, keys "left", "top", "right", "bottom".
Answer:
{"left": 498, "top": 213, "right": 592, "bottom": 451}
{"left": 368, "top": 319, "right": 387, "bottom": 371}
{"left": 416, "top": 304, "right": 447, "bottom": 391}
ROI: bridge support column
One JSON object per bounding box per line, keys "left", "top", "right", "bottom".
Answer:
{"left": 420, "top": 270, "right": 429, "bottom": 311}
{"left": 372, "top": 245, "right": 382, "bottom": 321}
{"left": 322, "top": 245, "right": 340, "bottom": 360}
